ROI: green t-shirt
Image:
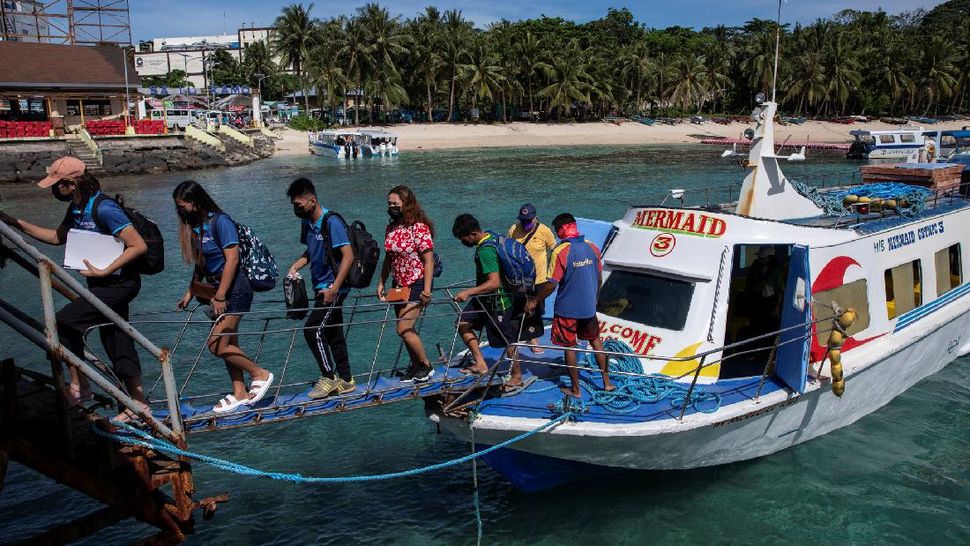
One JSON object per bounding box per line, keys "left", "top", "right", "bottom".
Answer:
{"left": 475, "top": 235, "right": 512, "bottom": 312}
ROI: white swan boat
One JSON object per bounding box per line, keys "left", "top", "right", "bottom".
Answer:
{"left": 432, "top": 99, "right": 970, "bottom": 491}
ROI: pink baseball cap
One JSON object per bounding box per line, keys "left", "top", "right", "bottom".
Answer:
{"left": 37, "top": 156, "right": 86, "bottom": 189}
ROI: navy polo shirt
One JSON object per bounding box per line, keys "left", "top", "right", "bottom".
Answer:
{"left": 300, "top": 208, "right": 350, "bottom": 291}
{"left": 63, "top": 191, "right": 131, "bottom": 235}
{"left": 193, "top": 212, "right": 239, "bottom": 276}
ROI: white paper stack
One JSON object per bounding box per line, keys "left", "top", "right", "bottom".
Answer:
{"left": 64, "top": 228, "right": 124, "bottom": 272}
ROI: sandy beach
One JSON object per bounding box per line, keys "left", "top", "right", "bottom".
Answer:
{"left": 272, "top": 119, "right": 970, "bottom": 156}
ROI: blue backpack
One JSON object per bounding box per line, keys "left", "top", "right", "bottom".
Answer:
{"left": 482, "top": 230, "right": 537, "bottom": 294}
{"left": 211, "top": 214, "right": 279, "bottom": 292}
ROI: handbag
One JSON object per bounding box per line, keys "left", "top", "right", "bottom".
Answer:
{"left": 385, "top": 286, "right": 411, "bottom": 303}
{"left": 190, "top": 266, "right": 217, "bottom": 304}
{"left": 284, "top": 274, "right": 309, "bottom": 320}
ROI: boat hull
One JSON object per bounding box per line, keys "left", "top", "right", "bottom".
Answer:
{"left": 439, "top": 306, "right": 969, "bottom": 480}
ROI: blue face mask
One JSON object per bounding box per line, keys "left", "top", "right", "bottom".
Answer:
{"left": 521, "top": 219, "right": 537, "bottom": 230}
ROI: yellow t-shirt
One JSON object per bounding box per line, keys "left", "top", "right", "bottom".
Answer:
{"left": 507, "top": 222, "right": 557, "bottom": 284}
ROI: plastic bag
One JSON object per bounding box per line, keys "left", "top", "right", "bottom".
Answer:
{"left": 284, "top": 274, "right": 309, "bottom": 320}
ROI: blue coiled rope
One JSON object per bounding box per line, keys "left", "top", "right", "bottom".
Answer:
{"left": 94, "top": 412, "right": 572, "bottom": 484}
{"left": 528, "top": 339, "right": 721, "bottom": 415}
{"left": 790, "top": 180, "right": 932, "bottom": 217}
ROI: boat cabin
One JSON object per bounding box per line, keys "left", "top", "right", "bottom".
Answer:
{"left": 596, "top": 101, "right": 970, "bottom": 393}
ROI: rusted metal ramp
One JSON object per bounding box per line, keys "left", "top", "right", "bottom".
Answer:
{"left": 0, "top": 359, "right": 226, "bottom": 545}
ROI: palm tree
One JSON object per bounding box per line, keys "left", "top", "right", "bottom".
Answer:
{"left": 307, "top": 19, "right": 348, "bottom": 125}
{"left": 338, "top": 16, "right": 369, "bottom": 125}
{"left": 823, "top": 32, "right": 862, "bottom": 115}
{"left": 670, "top": 54, "right": 708, "bottom": 113}
{"left": 620, "top": 41, "right": 654, "bottom": 114}
{"left": 242, "top": 41, "right": 278, "bottom": 92}
{"left": 461, "top": 40, "right": 505, "bottom": 117}
{"left": 537, "top": 41, "right": 596, "bottom": 121}
{"left": 442, "top": 9, "right": 473, "bottom": 122}
{"left": 406, "top": 8, "right": 445, "bottom": 122}
{"left": 357, "top": 3, "right": 409, "bottom": 123}
{"left": 917, "top": 35, "right": 959, "bottom": 114}
{"left": 273, "top": 3, "right": 318, "bottom": 111}
{"left": 515, "top": 31, "right": 544, "bottom": 116}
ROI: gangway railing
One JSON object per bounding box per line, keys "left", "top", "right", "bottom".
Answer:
{"left": 0, "top": 221, "right": 185, "bottom": 444}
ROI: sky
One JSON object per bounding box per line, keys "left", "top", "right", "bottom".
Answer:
{"left": 132, "top": 0, "right": 946, "bottom": 42}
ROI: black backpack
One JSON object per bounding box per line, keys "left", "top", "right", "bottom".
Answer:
{"left": 92, "top": 194, "right": 165, "bottom": 275}
{"left": 320, "top": 211, "right": 379, "bottom": 289}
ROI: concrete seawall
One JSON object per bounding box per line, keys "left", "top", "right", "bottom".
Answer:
{"left": 0, "top": 132, "right": 276, "bottom": 183}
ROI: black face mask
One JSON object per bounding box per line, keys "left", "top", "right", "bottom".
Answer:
{"left": 387, "top": 206, "right": 403, "bottom": 220}
{"left": 293, "top": 204, "right": 314, "bottom": 219}
{"left": 51, "top": 185, "right": 73, "bottom": 202}
{"left": 460, "top": 238, "right": 476, "bottom": 248}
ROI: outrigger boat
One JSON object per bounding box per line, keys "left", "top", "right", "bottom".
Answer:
{"left": 430, "top": 97, "right": 970, "bottom": 491}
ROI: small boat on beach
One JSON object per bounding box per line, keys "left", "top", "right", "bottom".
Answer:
{"left": 358, "top": 129, "right": 400, "bottom": 157}
{"left": 432, "top": 97, "right": 970, "bottom": 491}
{"left": 308, "top": 130, "right": 364, "bottom": 159}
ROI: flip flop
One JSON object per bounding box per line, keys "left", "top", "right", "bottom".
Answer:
{"left": 528, "top": 345, "right": 545, "bottom": 355}
{"left": 212, "top": 394, "right": 248, "bottom": 414}
{"left": 459, "top": 367, "right": 487, "bottom": 377}
{"left": 247, "top": 372, "right": 275, "bottom": 404}
{"left": 501, "top": 376, "right": 537, "bottom": 395}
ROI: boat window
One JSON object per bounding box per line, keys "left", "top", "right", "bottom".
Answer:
{"left": 885, "top": 260, "right": 922, "bottom": 319}
{"left": 813, "top": 279, "right": 871, "bottom": 345}
{"left": 879, "top": 135, "right": 896, "bottom": 144}
{"left": 935, "top": 244, "right": 962, "bottom": 296}
{"left": 941, "top": 136, "right": 957, "bottom": 148}
{"left": 900, "top": 134, "right": 916, "bottom": 143}
{"left": 597, "top": 269, "right": 695, "bottom": 331}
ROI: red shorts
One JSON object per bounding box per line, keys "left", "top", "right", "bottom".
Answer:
{"left": 551, "top": 316, "right": 600, "bottom": 347}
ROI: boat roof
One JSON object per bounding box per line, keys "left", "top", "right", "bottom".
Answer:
{"left": 849, "top": 128, "right": 923, "bottom": 136}
{"left": 693, "top": 186, "right": 970, "bottom": 235}
{"left": 358, "top": 129, "right": 398, "bottom": 137}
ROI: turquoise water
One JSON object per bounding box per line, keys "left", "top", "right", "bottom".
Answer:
{"left": 1, "top": 146, "right": 968, "bottom": 544}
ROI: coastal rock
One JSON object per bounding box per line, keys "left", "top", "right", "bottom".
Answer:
{"left": 0, "top": 132, "right": 277, "bottom": 183}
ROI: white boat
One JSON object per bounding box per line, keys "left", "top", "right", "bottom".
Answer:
{"left": 847, "top": 128, "right": 928, "bottom": 159}
{"left": 359, "top": 129, "right": 400, "bottom": 157}
{"left": 308, "top": 130, "right": 364, "bottom": 159}
{"left": 847, "top": 128, "right": 968, "bottom": 160}
{"left": 432, "top": 98, "right": 970, "bottom": 491}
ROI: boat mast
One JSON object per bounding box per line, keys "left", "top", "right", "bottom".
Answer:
{"left": 771, "top": 0, "right": 782, "bottom": 103}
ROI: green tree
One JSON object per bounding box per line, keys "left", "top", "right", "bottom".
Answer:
{"left": 273, "top": 3, "right": 318, "bottom": 111}
{"left": 442, "top": 9, "right": 473, "bottom": 122}
{"left": 537, "top": 40, "right": 596, "bottom": 120}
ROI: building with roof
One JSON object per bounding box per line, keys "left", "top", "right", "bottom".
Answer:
{"left": 0, "top": 41, "right": 139, "bottom": 126}
{"left": 133, "top": 25, "right": 279, "bottom": 89}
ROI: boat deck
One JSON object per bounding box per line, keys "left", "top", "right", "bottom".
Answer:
{"left": 473, "top": 333, "right": 787, "bottom": 425}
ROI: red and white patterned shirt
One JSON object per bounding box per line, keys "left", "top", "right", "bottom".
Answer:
{"left": 385, "top": 222, "right": 434, "bottom": 287}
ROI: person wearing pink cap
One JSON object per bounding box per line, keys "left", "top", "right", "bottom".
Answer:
{"left": 0, "top": 156, "right": 150, "bottom": 419}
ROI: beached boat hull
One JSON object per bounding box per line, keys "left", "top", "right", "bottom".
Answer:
{"left": 438, "top": 304, "right": 969, "bottom": 486}
{"left": 309, "top": 141, "right": 344, "bottom": 158}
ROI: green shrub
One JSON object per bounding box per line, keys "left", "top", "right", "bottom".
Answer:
{"left": 288, "top": 115, "right": 326, "bottom": 131}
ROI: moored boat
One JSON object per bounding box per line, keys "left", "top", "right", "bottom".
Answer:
{"left": 431, "top": 98, "right": 970, "bottom": 491}
{"left": 359, "top": 129, "right": 400, "bottom": 157}
{"left": 308, "top": 130, "right": 364, "bottom": 159}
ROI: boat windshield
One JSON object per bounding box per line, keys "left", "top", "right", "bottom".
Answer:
{"left": 597, "top": 269, "right": 695, "bottom": 331}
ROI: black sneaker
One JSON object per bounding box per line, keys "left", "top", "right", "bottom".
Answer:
{"left": 401, "top": 362, "right": 434, "bottom": 384}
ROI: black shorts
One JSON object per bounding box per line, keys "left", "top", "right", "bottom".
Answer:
{"left": 459, "top": 297, "right": 544, "bottom": 349}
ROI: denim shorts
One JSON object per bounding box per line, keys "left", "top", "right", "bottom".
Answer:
{"left": 216, "top": 268, "right": 253, "bottom": 314}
